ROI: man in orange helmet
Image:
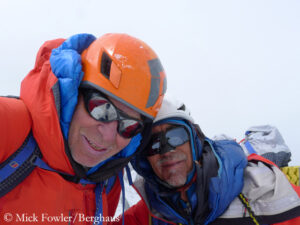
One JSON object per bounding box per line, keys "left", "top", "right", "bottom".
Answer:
{"left": 0, "top": 33, "right": 166, "bottom": 225}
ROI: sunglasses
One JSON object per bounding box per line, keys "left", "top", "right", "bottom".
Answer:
{"left": 81, "top": 89, "right": 144, "bottom": 138}
{"left": 146, "top": 126, "right": 190, "bottom": 156}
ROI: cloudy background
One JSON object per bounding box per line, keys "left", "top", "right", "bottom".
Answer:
{"left": 1, "top": 0, "right": 299, "bottom": 165}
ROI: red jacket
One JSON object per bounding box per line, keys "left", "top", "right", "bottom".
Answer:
{"left": 113, "top": 154, "right": 300, "bottom": 225}
{"left": 0, "top": 39, "right": 120, "bottom": 225}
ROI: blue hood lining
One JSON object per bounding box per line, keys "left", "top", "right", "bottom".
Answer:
{"left": 50, "top": 33, "right": 96, "bottom": 140}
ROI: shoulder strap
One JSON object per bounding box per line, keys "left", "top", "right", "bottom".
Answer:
{"left": 0, "top": 132, "right": 42, "bottom": 197}
{"left": 0, "top": 131, "right": 98, "bottom": 198}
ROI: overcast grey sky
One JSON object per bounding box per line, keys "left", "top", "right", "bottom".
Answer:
{"left": 1, "top": 0, "right": 299, "bottom": 165}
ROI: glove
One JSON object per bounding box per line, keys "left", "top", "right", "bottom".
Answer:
{"left": 50, "top": 33, "right": 96, "bottom": 139}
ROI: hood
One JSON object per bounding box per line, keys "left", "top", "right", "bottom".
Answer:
{"left": 20, "top": 38, "right": 74, "bottom": 174}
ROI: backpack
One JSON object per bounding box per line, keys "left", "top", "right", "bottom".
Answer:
{"left": 239, "top": 125, "right": 292, "bottom": 167}
{"left": 213, "top": 125, "right": 299, "bottom": 186}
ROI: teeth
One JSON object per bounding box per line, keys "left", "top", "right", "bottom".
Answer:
{"left": 87, "top": 138, "right": 102, "bottom": 150}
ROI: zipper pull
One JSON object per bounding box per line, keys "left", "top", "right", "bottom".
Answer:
{"left": 184, "top": 202, "right": 192, "bottom": 216}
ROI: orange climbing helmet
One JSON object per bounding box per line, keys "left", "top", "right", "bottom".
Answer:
{"left": 81, "top": 33, "right": 167, "bottom": 119}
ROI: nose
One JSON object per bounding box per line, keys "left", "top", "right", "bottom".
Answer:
{"left": 97, "top": 120, "right": 119, "bottom": 143}
{"left": 160, "top": 144, "right": 175, "bottom": 155}
{"left": 159, "top": 148, "right": 176, "bottom": 161}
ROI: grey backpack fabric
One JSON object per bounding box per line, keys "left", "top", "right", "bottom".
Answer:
{"left": 240, "top": 125, "right": 291, "bottom": 167}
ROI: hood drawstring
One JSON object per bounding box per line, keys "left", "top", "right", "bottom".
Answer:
{"left": 94, "top": 183, "right": 104, "bottom": 225}
{"left": 117, "top": 165, "right": 133, "bottom": 225}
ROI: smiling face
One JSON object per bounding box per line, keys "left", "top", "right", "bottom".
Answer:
{"left": 68, "top": 94, "right": 141, "bottom": 167}
{"left": 147, "top": 124, "right": 193, "bottom": 187}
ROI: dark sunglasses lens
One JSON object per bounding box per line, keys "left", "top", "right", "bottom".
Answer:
{"left": 166, "top": 127, "right": 189, "bottom": 147}
{"left": 119, "top": 120, "right": 143, "bottom": 138}
{"left": 88, "top": 95, "right": 118, "bottom": 121}
{"left": 147, "top": 140, "right": 160, "bottom": 156}
{"left": 84, "top": 90, "right": 143, "bottom": 138}
{"left": 152, "top": 141, "right": 160, "bottom": 150}
{"left": 168, "top": 136, "right": 183, "bottom": 146}
{"left": 146, "top": 126, "right": 189, "bottom": 156}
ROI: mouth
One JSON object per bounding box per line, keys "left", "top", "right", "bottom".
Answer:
{"left": 160, "top": 160, "right": 184, "bottom": 169}
{"left": 83, "top": 136, "right": 107, "bottom": 152}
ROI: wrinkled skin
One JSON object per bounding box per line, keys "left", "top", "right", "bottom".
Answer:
{"left": 68, "top": 94, "right": 141, "bottom": 167}
{"left": 147, "top": 124, "right": 193, "bottom": 187}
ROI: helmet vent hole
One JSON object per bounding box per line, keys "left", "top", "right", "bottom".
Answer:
{"left": 178, "top": 104, "right": 186, "bottom": 111}
{"left": 100, "top": 51, "right": 112, "bottom": 79}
